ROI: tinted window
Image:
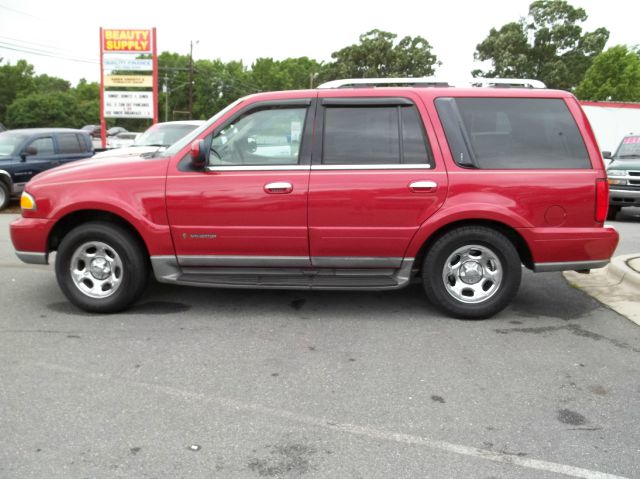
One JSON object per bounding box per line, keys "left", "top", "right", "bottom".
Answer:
{"left": 322, "top": 105, "right": 432, "bottom": 165}
{"left": 323, "top": 107, "right": 399, "bottom": 165}
{"left": 210, "top": 107, "right": 307, "bottom": 166}
{"left": 28, "top": 137, "right": 55, "bottom": 156}
{"left": 436, "top": 98, "right": 590, "bottom": 169}
{"left": 58, "top": 133, "right": 84, "bottom": 153}
{"left": 401, "top": 106, "right": 432, "bottom": 164}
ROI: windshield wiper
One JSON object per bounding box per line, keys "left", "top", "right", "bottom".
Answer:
{"left": 134, "top": 143, "right": 166, "bottom": 147}
{"left": 618, "top": 154, "right": 640, "bottom": 159}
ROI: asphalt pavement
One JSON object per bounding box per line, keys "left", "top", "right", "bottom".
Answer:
{"left": 1, "top": 212, "right": 639, "bottom": 479}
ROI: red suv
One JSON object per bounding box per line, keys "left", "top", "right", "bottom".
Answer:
{"left": 10, "top": 78, "right": 618, "bottom": 319}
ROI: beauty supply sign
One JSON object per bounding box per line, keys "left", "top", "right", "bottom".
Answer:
{"left": 99, "top": 27, "right": 157, "bottom": 126}
{"left": 103, "top": 29, "right": 152, "bottom": 52}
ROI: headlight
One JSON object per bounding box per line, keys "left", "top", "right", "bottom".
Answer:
{"left": 20, "top": 191, "right": 36, "bottom": 211}
{"left": 607, "top": 170, "right": 628, "bottom": 186}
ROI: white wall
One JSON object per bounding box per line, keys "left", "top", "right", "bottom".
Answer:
{"left": 582, "top": 105, "right": 640, "bottom": 153}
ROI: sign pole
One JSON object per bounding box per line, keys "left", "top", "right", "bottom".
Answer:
{"left": 99, "top": 27, "right": 107, "bottom": 149}
{"left": 152, "top": 27, "right": 158, "bottom": 125}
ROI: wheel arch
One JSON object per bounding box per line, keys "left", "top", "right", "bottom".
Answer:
{"left": 0, "top": 170, "right": 12, "bottom": 192}
{"left": 412, "top": 219, "right": 533, "bottom": 274}
{"left": 47, "top": 209, "right": 150, "bottom": 258}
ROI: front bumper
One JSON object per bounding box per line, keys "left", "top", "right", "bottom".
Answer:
{"left": 10, "top": 216, "right": 53, "bottom": 264}
{"left": 609, "top": 188, "right": 640, "bottom": 206}
{"left": 15, "top": 251, "right": 49, "bottom": 264}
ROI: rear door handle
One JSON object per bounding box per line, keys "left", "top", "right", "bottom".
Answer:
{"left": 264, "top": 182, "right": 293, "bottom": 194}
{"left": 409, "top": 180, "right": 438, "bottom": 192}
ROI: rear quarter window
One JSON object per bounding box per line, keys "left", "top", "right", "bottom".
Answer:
{"left": 57, "top": 133, "right": 85, "bottom": 154}
{"left": 435, "top": 98, "right": 590, "bottom": 169}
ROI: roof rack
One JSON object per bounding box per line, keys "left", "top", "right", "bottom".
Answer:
{"left": 317, "top": 77, "right": 547, "bottom": 89}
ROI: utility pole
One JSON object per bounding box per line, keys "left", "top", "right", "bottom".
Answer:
{"left": 188, "top": 41, "right": 193, "bottom": 120}
{"left": 188, "top": 40, "right": 198, "bottom": 120}
{"left": 163, "top": 74, "right": 169, "bottom": 122}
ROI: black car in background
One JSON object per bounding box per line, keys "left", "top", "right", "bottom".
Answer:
{"left": 0, "top": 128, "right": 94, "bottom": 210}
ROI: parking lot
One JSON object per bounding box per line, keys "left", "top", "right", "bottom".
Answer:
{"left": 1, "top": 210, "right": 639, "bottom": 479}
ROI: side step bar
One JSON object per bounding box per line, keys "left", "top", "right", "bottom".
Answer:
{"left": 151, "top": 256, "right": 414, "bottom": 291}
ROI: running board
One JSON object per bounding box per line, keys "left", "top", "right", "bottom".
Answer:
{"left": 150, "top": 256, "right": 414, "bottom": 291}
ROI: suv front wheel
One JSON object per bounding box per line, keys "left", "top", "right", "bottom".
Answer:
{"left": 422, "top": 226, "right": 522, "bottom": 319}
{"left": 55, "top": 221, "right": 149, "bottom": 313}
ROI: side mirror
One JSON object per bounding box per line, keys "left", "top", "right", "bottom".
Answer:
{"left": 190, "top": 140, "right": 207, "bottom": 169}
{"left": 602, "top": 151, "right": 612, "bottom": 160}
{"left": 21, "top": 146, "right": 37, "bottom": 161}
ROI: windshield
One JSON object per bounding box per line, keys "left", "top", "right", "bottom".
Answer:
{"left": 161, "top": 98, "right": 246, "bottom": 157}
{"left": 0, "top": 132, "right": 25, "bottom": 156}
{"left": 133, "top": 123, "right": 201, "bottom": 147}
{"left": 614, "top": 137, "right": 640, "bottom": 159}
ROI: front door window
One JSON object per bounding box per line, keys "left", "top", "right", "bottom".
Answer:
{"left": 209, "top": 108, "right": 307, "bottom": 166}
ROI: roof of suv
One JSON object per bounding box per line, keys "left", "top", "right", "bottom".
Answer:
{"left": 4, "top": 128, "right": 88, "bottom": 135}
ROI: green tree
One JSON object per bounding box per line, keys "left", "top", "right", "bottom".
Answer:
{"left": 0, "top": 59, "right": 35, "bottom": 123}
{"left": 32, "top": 74, "right": 71, "bottom": 93}
{"left": 575, "top": 46, "right": 640, "bottom": 101}
{"left": 473, "top": 0, "right": 609, "bottom": 90}
{"left": 72, "top": 79, "right": 100, "bottom": 127}
{"left": 251, "top": 57, "right": 322, "bottom": 91}
{"left": 6, "top": 92, "right": 83, "bottom": 128}
{"left": 321, "top": 29, "right": 440, "bottom": 81}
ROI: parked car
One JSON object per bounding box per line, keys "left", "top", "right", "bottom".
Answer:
{"left": 92, "top": 120, "right": 204, "bottom": 159}
{"left": 605, "top": 135, "right": 640, "bottom": 219}
{"left": 107, "top": 126, "right": 127, "bottom": 137}
{"left": 107, "top": 132, "right": 140, "bottom": 149}
{"left": 0, "top": 128, "right": 93, "bottom": 210}
{"left": 81, "top": 124, "right": 101, "bottom": 138}
{"left": 10, "top": 78, "right": 618, "bottom": 318}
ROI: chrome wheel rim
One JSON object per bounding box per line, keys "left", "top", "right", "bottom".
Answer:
{"left": 442, "top": 244, "right": 503, "bottom": 304}
{"left": 69, "top": 241, "right": 123, "bottom": 299}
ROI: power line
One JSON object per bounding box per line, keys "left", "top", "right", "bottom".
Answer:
{"left": 0, "top": 3, "right": 40, "bottom": 19}
{"left": 0, "top": 42, "right": 98, "bottom": 64}
{"left": 0, "top": 35, "right": 82, "bottom": 56}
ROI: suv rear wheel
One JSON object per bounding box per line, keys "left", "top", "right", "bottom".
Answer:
{"left": 55, "top": 221, "right": 149, "bottom": 313}
{"left": 422, "top": 226, "right": 521, "bottom": 319}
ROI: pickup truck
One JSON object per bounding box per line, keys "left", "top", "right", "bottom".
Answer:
{"left": 0, "top": 128, "right": 93, "bottom": 210}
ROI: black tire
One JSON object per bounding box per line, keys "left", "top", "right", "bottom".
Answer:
{"left": 55, "top": 221, "right": 149, "bottom": 313}
{"left": 0, "top": 181, "right": 10, "bottom": 211}
{"left": 606, "top": 206, "right": 620, "bottom": 221}
{"left": 422, "top": 226, "right": 522, "bottom": 319}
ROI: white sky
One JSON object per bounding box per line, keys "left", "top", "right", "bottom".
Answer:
{"left": 0, "top": 0, "right": 638, "bottom": 86}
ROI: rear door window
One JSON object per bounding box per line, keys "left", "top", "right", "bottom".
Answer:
{"left": 322, "top": 105, "right": 432, "bottom": 166}
{"left": 435, "top": 98, "right": 590, "bottom": 169}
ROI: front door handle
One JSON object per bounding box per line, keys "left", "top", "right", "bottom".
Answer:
{"left": 409, "top": 180, "right": 438, "bottom": 192}
{"left": 264, "top": 182, "right": 293, "bottom": 194}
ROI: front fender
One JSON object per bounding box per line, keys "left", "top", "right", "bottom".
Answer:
{"left": 32, "top": 177, "right": 174, "bottom": 256}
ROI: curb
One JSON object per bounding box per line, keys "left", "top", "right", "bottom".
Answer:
{"left": 607, "top": 254, "right": 640, "bottom": 289}
{"left": 563, "top": 254, "right": 640, "bottom": 327}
